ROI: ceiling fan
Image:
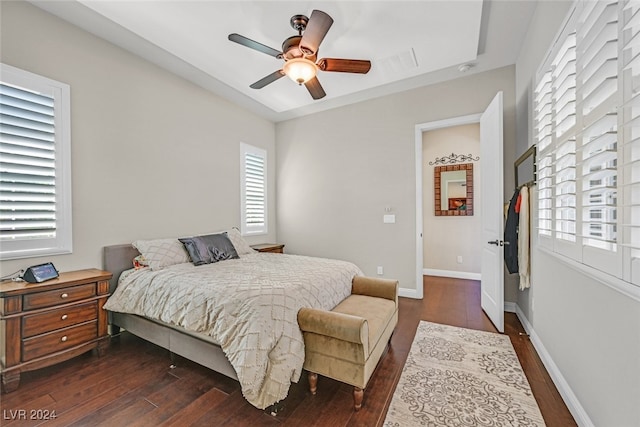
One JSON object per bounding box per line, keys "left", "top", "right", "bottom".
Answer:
{"left": 228, "top": 10, "right": 371, "bottom": 100}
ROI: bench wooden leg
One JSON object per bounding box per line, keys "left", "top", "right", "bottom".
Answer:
{"left": 308, "top": 372, "right": 318, "bottom": 395}
{"left": 353, "top": 387, "right": 363, "bottom": 410}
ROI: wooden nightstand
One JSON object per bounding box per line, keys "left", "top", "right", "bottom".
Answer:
{"left": 0, "top": 268, "right": 112, "bottom": 393}
{"left": 251, "top": 243, "right": 285, "bottom": 254}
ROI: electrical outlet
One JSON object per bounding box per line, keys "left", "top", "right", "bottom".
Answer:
{"left": 377, "top": 266, "right": 384, "bottom": 275}
{"left": 457, "top": 255, "right": 463, "bottom": 264}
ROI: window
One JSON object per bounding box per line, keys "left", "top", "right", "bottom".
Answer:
{"left": 0, "top": 64, "right": 72, "bottom": 260}
{"left": 240, "top": 142, "right": 267, "bottom": 235}
{"left": 534, "top": 0, "right": 640, "bottom": 286}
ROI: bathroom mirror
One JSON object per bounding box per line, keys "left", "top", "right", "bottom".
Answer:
{"left": 434, "top": 163, "right": 473, "bottom": 216}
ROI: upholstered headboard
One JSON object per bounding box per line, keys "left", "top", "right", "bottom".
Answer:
{"left": 103, "top": 244, "right": 140, "bottom": 294}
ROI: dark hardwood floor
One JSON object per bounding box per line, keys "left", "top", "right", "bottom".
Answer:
{"left": 1, "top": 276, "right": 576, "bottom": 426}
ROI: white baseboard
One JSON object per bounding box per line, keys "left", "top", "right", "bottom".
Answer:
{"left": 423, "top": 268, "right": 481, "bottom": 281}
{"left": 514, "top": 305, "right": 594, "bottom": 427}
{"left": 399, "top": 287, "right": 421, "bottom": 299}
{"left": 504, "top": 301, "right": 517, "bottom": 313}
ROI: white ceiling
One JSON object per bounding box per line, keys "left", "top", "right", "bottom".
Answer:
{"left": 30, "top": 0, "right": 538, "bottom": 122}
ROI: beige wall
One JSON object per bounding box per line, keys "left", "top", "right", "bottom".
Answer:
{"left": 423, "top": 124, "right": 481, "bottom": 275}
{"left": 276, "top": 65, "right": 517, "bottom": 299}
{"left": 7, "top": 0, "right": 637, "bottom": 425}
{"left": 515, "top": 1, "right": 640, "bottom": 425}
{"left": 0, "top": 1, "right": 276, "bottom": 275}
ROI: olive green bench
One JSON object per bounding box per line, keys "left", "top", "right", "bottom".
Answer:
{"left": 297, "top": 276, "right": 399, "bottom": 410}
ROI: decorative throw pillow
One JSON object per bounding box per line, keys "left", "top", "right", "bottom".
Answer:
{"left": 132, "top": 238, "right": 190, "bottom": 270}
{"left": 132, "top": 255, "right": 149, "bottom": 270}
{"left": 179, "top": 233, "right": 240, "bottom": 266}
{"left": 225, "top": 227, "right": 256, "bottom": 255}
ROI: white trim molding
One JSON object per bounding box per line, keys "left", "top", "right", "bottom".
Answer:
{"left": 424, "top": 268, "right": 481, "bottom": 281}
{"left": 398, "top": 287, "right": 421, "bottom": 299}
{"left": 0, "top": 63, "right": 73, "bottom": 260}
{"left": 415, "top": 113, "right": 482, "bottom": 300}
{"left": 504, "top": 301, "right": 517, "bottom": 313}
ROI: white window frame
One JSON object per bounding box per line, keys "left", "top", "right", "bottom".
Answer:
{"left": 240, "top": 142, "right": 267, "bottom": 236}
{"left": 0, "top": 63, "right": 72, "bottom": 260}
{"left": 534, "top": 0, "right": 640, "bottom": 294}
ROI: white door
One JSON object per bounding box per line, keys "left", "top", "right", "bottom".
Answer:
{"left": 480, "top": 92, "right": 504, "bottom": 333}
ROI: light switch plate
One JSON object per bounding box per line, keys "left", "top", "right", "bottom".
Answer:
{"left": 383, "top": 214, "right": 396, "bottom": 223}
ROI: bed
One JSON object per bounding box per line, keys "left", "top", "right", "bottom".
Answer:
{"left": 102, "top": 233, "right": 362, "bottom": 410}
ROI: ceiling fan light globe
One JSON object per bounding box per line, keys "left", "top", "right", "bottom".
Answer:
{"left": 283, "top": 58, "right": 317, "bottom": 85}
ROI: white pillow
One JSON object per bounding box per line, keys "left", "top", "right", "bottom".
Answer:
{"left": 132, "top": 238, "right": 190, "bottom": 270}
{"left": 225, "top": 228, "right": 256, "bottom": 255}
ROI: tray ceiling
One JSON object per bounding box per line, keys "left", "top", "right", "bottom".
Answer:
{"left": 30, "top": 1, "right": 537, "bottom": 121}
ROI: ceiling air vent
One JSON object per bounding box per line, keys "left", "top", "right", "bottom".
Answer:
{"left": 377, "top": 48, "right": 418, "bottom": 74}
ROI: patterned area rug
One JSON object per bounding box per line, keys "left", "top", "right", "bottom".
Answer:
{"left": 384, "top": 321, "right": 545, "bottom": 426}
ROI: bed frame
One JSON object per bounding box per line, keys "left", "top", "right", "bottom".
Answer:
{"left": 103, "top": 244, "right": 238, "bottom": 380}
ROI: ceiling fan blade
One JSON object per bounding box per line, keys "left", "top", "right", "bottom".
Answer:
{"left": 250, "top": 70, "right": 286, "bottom": 89}
{"left": 299, "top": 10, "right": 333, "bottom": 56}
{"left": 228, "top": 33, "right": 282, "bottom": 58}
{"left": 318, "top": 58, "right": 371, "bottom": 74}
{"left": 304, "top": 76, "right": 326, "bottom": 100}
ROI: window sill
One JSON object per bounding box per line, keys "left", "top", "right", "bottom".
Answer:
{"left": 537, "top": 246, "right": 640, "bottom": 303}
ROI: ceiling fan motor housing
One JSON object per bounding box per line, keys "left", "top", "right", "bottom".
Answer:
{"left": 290, "top": 14, "right": 308, "bottom": 33}
{"left": 282, "top": 35, "right": 317, "bottom": 61}
{"left": 289, "top": 14, "right": 317, "bottom": 56}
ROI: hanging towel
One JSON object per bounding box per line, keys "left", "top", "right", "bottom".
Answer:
{"left": 504, "top": 189, "right": 520, "bottom": 274}
{"left": 518, "top": 185, "right": 530, "bottom": 290}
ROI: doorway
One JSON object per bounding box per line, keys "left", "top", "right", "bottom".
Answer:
{"left": 415, "top": 113, "right": 481, "bottom": 302}
{"left": 415, "top": 91, "right": 504, "bottom": 331}
{"left": 422, "top": 123, "right": 482, "bottom": 281}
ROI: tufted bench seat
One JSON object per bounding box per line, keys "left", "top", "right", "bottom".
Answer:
{"left": 297, "top": 276, "right": 398, "bottom": 410}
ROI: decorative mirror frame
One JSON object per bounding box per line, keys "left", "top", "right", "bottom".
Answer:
{"left": 434, "top": 163, "right": 474, "bottom": 216}
{"left": 514, "top": 145, "right": 536, "bottom": 188}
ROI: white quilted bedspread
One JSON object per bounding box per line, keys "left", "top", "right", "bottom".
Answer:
{"left": 103, "top": 252, "right": 362, "bottom": 409}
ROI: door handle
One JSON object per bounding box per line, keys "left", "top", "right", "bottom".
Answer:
{"left": 487, "top": 240, "right": 509, "bottom": 246}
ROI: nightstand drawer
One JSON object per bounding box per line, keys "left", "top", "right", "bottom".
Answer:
{"left": 23, "top": 283, "right": 96, "bottom": 310}
{"left": 22, "top": 302, "right": 98, "bottom": 338}
{"left": 22, "top": 321, "right": 98, "bottom": 362}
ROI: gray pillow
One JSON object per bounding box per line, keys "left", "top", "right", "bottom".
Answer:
{"left": 179, "top": 233, "right": 239, "bottom": 266}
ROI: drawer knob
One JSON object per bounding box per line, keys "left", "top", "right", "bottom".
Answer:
{"left": 61, "top": 293, "right": 68, "bottom": 299}
{"left": 61, "top": 336, "right": 68, "bottom": 342}
{"left": 61, "top": 314, "right": 68, "bottom": 320}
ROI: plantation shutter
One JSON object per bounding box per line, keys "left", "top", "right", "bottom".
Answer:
{"left": 245, "top": 152, "right": 265, "bottom": 228}
{"left": 621, "top": 0, "right": 640, "bottom": 285}
{"left": 0, "top": 64, "right": 71, "bottom": 260}
{"left": 240, "top": 143, "right": 267, "bottom": 235}
{"left": 535, "top": 29, "right": 579, "bottom": 256}
{"left": 554, "top": 32, "right": 578, "bottom": 246}
{"left": 577, "top": 0, "right": 620, "bottom": 272}
{"left": 0, "top": 83, "right": 57, "bottom": 241}
{"left": 578, "top": 0, "right": 619, "bottom": 249}
{"left": 536, "top": 70, "right": 554, "bottom": 239}
{"left": 534, "top": 0, "right": 640, "bottom": 286}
